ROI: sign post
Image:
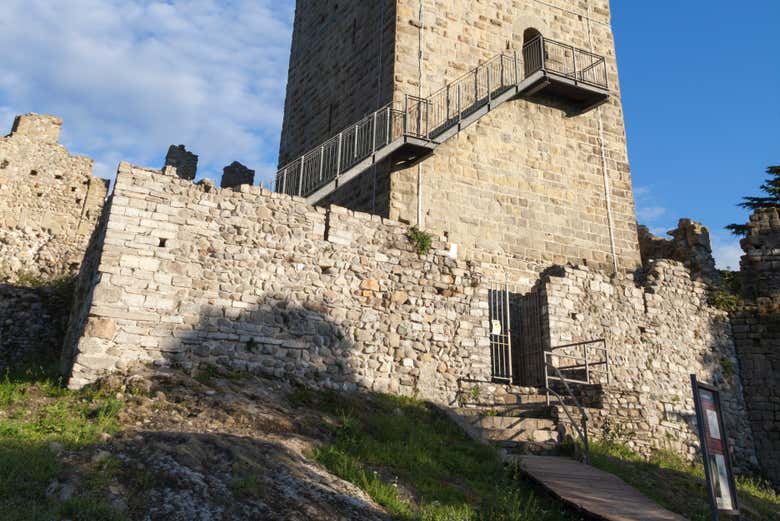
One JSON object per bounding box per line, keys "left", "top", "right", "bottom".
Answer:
{"left": 691, "top": 374, "right": 741, "bottom": 520}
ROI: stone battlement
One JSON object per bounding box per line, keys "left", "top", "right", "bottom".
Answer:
{"left": 0, "top": 113, "right": 109, "bottom": 282}
{"left": 9, "top": 113, "right": 63, "bottom": 144}
{"left": 740, "top": 207, "right": 780, "bottom": 302}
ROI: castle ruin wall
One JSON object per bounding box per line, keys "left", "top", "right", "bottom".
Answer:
{"left": 0, "top": 114, "right": 109, "bottom": 371}
{"left": 0, "top": 114, "right": 109, "bottom": 281}
{"left": 538, "top": 262, "right": 758, "bottom": 472}
{"left": 64, "top": 163, "right": 495, "bottom": 403}
{"left": 732, "top": 207, "right": 780, "bottom": 485}
{"left": 62, "top": 163, "right": 761, "bottom": 474}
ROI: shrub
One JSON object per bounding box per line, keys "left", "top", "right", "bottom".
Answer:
{"left": 407, "top": 227, "right": 433, "bottom": 256}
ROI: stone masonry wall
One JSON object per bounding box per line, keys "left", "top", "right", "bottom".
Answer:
{"left": 540, "top": 262, "right": 758, "bottom": 472}
{"left": 638, "top": 219, "right": 720, "bottom": 282}
{"left": 542, "top": 260, "right": 757, "bottom": 470}
{"left": 732, "top": 207, "right": 780, "bottom": 485}
{"left": 278, "top": 0, "right": 396, "bottom": 166}
{"left": 387, "top": 0, "right": 641, "bottom": 278}
{"left": 64, "top": 163, "right": 494, "bottom": 404}
{"left": 0, "top": 114, "right": 109, "bottom": 372}
{"left": 740, "top": 207, "right": 780, "bottom": 305}
{"left": 0, "top": 114, "right": 109, "bottom": 281}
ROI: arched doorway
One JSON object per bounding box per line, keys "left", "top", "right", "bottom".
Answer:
{"left": 523, "top": 28, "right": 544, "bottom": 76}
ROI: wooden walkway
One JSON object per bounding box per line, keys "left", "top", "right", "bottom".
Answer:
{"left": 518, "top": 456, "right": 688, "bottom": 521}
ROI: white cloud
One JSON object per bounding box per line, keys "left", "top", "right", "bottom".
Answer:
{"left": 0, "top": 0, "right": 295, "bottom": 185}
{"left": 711, "top": 234, "right": 743, "bottom": 271}
{"left": 633, "top": 185, "right": 669, "bottom": 227}
{"left": 636, "top": 205, "right": 667, "bottom": 222}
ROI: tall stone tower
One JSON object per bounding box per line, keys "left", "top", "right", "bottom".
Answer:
{"left": 278, "top": 0, "right": 641, "bottom": 286}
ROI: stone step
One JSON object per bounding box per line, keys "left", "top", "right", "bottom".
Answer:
{"left": 456, "top": 403, "right": 555, "bottom": 418}
{"left": 462, "top": 415, "right": 556, "bottom": 432}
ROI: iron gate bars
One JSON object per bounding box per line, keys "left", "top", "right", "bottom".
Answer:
{"left": 488, "top": 282, "right": 513, "bottom": 383}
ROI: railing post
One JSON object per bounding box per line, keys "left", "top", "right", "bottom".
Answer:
{"left": 571, "top": 44, "right": 577, "bottom": 80}
{"left": 298, "top": 158, "right": 304, "bottom": 197}
{"left": 582, "top": 415, "right": 590, "bottom": 465}
{"left": 457, "top": 83, "right": 462, "bottom": 124}
{"left": 404, "top": 94, "right": 409, "bottom": 136}
{"left": 335, "top": 134, "right": 342, "bottom": 181}
{"left": 354, "top": 123, "right": 359, "bottom": 158}
{"left": 425, "top": 99, "right": 430, "bottom": 139}
{"left": 318, "top": 145, "right": 324, "bottom": 183}
{"left": 500, "top": 53, "right": 505, "bottom": 87}
{"left": 514, "top": 49, "right": 519, "bottom": 84}
{"left": 474, "top": 68, "right": 479, "bottom": 101}
{"left": 446, "top": 84, "right": 450, "bottom": 121}
{"left": 386, "top": 106, "right": 391, "bottom": 144}
{"left": 372, "top": 111, "right": 378, "bottom": 153}
{"left": 487, "top": 64, "right": 492, "bottom": 106}
{"left": 281, "top": 168, "right": 287, "bottom": 195}
{"left": 584, "top": 345, "right": 590, "bottom": 383}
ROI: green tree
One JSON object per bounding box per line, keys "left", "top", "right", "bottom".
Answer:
{"left": 726, "top": 165, "right": 780, "bottom": 236}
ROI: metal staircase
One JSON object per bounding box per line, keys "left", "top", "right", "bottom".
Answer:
{"left": 275, "top": 36, "right": 609, "bottom": 204}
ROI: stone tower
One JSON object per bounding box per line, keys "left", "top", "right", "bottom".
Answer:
{"left": 278, "top": 0, "right": 641, "bottom": 285}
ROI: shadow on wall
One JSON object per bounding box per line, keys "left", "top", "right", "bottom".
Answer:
{"left": 167, "top": 297, "right": 367, "bottom": 392}
{"left": 0, "top": 277, "right": 76, "bottom": 378}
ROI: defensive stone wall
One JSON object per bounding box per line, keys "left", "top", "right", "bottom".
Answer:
{"left": 0, "top": 114, "right": 109, "bottom": 281}
{"left": 740, "top": 207, "right": 780, "bottom": 305}
{"left": 637, "top": 219, "right": 720, "bottom": 282}
{"left": 732, "top": 207, "right": 780, "bottom": 485}
{"left": 0, "top": 114, "right": 109, "bottom": 372}
{"left": 539, "top": 262, "right": 758, "bottom": 471}
{"left": 64, "top": 163, "right": 494, "bottom": 402}
{"left": 62, "top": 163, "right": 761, "bottom": 476}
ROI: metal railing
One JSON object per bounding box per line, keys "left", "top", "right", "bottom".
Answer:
{"left": 545, "top": 366, "right": 591, "bottom": 465}
{"left": 276, "top": 103, "right": 404, "bottom": 197}
{"left": 275, "top": 52, "right": 520, "bottom": 197}
{"left": 544, "top": 339, "right": 610, "bottom": 388}
{"left": 276, "top": 37, "right": 608, "bottom": 198}
{"left": 543, "top": 339, "right": 610, "bottom": 465}
{"left": 523, "top": 36, "right": 608, "bottom": 90}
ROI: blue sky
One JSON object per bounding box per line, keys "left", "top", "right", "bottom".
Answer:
{"left": 0, "top": 1, "right": 777, "bottom": 268}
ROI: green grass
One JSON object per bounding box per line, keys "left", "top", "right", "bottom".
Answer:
{"left": 0, "top": 367, "right": 127, "bottom": 521}
{"left": 568, "top": 440, "right": 780, "bottom": 521}
{"left": 290, "top": 387, "right": 577, "bottom": 521}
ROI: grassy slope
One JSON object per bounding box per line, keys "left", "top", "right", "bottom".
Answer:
{"left": 2, "top": 362, "right": 777, "bottom": 521}
{"left": 0, "top": 367, "right": 127, "bottom": 521}
{"left": 290, "top": 387, "right": 580, "bottom": 521}
{"left": 570, "top": 441, "right": 780, "bottom": 521}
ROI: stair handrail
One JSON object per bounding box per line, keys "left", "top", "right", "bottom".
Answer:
{"left": 275, "top": 49, "right": 518, "bottom": 196}
{"left": 545, "top": 358, "right": 591, "bottom": 465}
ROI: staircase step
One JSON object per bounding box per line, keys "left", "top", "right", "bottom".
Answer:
{"left": 456, "top": 404, "right": 555, "bottom": 418}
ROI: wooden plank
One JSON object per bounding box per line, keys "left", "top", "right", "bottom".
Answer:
{"left": 519, "top": 456, "right": 688, "bottom": 521}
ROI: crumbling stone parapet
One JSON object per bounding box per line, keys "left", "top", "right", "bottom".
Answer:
{"left": 638, "top": 219, "right": 720, "bottom": 282}
{"left": 8, "top": 113, "right": 63, "bottom": 144}
{"left": 740, "top": 207, "right": 780, "bottom": 303}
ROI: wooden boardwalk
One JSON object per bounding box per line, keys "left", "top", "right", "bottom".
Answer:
{"left": 518, "top": 456, "right": 688, "bottom": 521}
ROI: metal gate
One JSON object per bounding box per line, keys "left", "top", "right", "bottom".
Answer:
{"left": 516, "top": 291, "right": 546, "bottom": 387}
{"left": 488, "top": 283, "right": 513, "bottom": 383}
